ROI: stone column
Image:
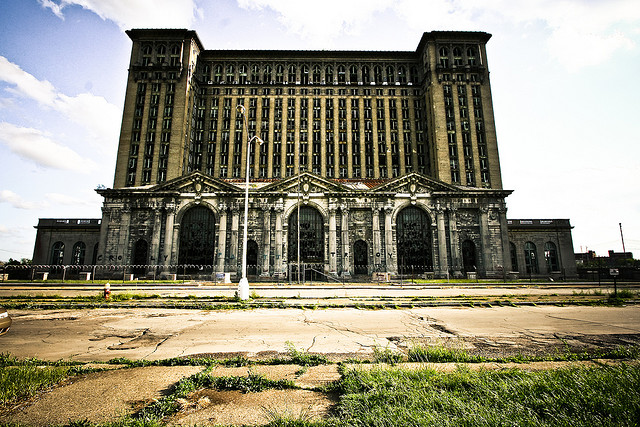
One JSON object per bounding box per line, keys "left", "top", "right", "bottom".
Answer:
{"left": 162, "top": 204, "right": 175, "bottom": 267}
{"left": 498, "top": 207, "right": 511, "bottom": 275}
{"left": 448, "top": 207, "right": 461, "bottom": 277}
{"left": 341, "top": 206, "right": 351, "bottom": 277}
{"left": 274, "top": 206, "right": 285, "bottom": 278}
{"left": 436, "top": 208, "right": 449, "bottom": 277}
{"left": 328, "top": 206, "right": 337, "bottom": 274}
{"left": 118, "top": 207, "right": 131, "bottom": 265}
{"left": 372, "top": 207, "right": 382, "bottom": 270}
{"left": 217, "top": 204, "right": 227, "bottom": 272}
{"left": 230, "top": 207, "right": 240, "bottom": 276}
{"left": 96, "top": 206, "right": 110, "bottom": 265}
{"left": 149, "top": 207, "right": 162, "bottom": 266}
{"left": 171, "top": 223, "right": 180, "bottom": 267}
{"left": 384, "top": 206, "right": 397, "bottom": 273}
{"left": 261, "top": 207, "right": 271, "bottom": 277}
{"left": 479, "top": 207, "right": 491, "bottom": 275}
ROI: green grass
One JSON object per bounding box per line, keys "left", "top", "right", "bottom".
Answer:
{"left": 0, "top": 365, "right": 72, "bottom": 404}
{"left": 408, "top": 344, "right": 486, "bottom": 363}
{"left": 331, "top": 364, "right": 640, "bottom": 426}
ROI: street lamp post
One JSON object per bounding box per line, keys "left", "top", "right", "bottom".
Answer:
{"left": 237, "top": 104, "right": 263, "bottom": 300}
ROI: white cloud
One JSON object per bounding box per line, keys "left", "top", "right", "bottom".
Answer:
{"left": 0, "top": 56, "right": 121, "bottom": 151}
{"left": 0, "top": 122, "right": 97, "bottom": 173}
{"left": 45, "top": 192, "right": 101, "bottom": 207}
{"left": 238, "top": 0, "right": 392, "bottom": 44}
{"left": 0, "top": 190, "right": 46, "bottom": 210}
{"left": 239, "top": 0, "right": 639, "bottom": 71}
{"left": 38, "top": 0, "right": 200, "bottom": 29}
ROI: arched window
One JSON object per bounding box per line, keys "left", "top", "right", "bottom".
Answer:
{"left": 288, "top": 206, "right": 324, "bottom": 263}
{"left": 72, "top": 242, "right": 86, "bottom": 265}
{"left": 439, "top": 47, "right": 449, "bottom": 68}
{"left": 396, "top": 207, "right": 432, "bottom": 273}
{"left": 141, "top": 45, "right": 152, "bottom": 66}
{"left": 398, "top": 66, "right": 407, "bottom": 84}
{"left": 467, "top": 47, "right": 477, "bottom": 66}
{"left": 461, "top": 240, "right": 476, "bottom": 273}
{"left": 349, "top": 65, "right": 358, "bottom": 83}
{"left": 544, "top": 241, "right": 559, "bottom": 272}
{"left": 288, "top": 64, "right": 296, "bottom": 83}
{"left": 178, "top": 206, "right": 216, "bottom": 266}
{"left": 214, "top": 64, "right": 223, "bottom": 83}
{"left": 337, "top": 65, "right": 346, "bottom": 83}
{"left": 156, "top": 45, "right": 166, "bottom": 64}
{"left": 453, "top": 46, "right": 463, "bottom": 66}
{"left": 362, "top": 65, "right": 370, "bottom": 84}
{"left": 312, "top": 65, "right": 321, "bottom": 83}
{"left": 509, "top": 242, "right": 518, "bottom": 272}
{"left": 325, "top": 65, "right": 333, "bottom": 84}
{"left": 250, "top": 64, "right": 259, "bottom": 82}
{"left": 301, "top": 64, "right": 309, "bottom": 85}
{"left": 275, "top": 64, "right": 284, "bottom": 83}
{"left": 238, "top": 64, "right": 247, "bottom": 84}
{"left": 170, "top": 44, "right": 180, "bottom": 66}
{"left": 373, "top": 66, "right": 383, "bottom": 84}
{"left": 51, "top": 241, "right": 64, "bottom": 265}
{"left": 226, "top": 64, "right": 235, "bottom": 82}
{"left": 263, "top": 64, "right": 272, "bottom": 82}
{"left": 524, "top": 241, "right": 538, "bottom": 274}
{"left": 386, "top": 65, "right": 395, "bottom": 83}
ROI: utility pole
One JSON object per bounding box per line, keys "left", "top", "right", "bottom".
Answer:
{"left": 619, "top": 223, "right": 626, "bottom": 255}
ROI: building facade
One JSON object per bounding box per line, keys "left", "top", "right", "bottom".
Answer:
{"left": 30, "top": 29, "right": 577, "bottom": 280}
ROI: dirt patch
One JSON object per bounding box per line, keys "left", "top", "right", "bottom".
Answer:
{"left": 0, "top": 366, "right": 202, "bottom": 426}
{"left": 168, "top": 388, "right": 336, "bottom": 426}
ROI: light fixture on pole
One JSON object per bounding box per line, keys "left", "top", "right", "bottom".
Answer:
{"left": 236, "top": 104, "right": 263, "bottom": 300}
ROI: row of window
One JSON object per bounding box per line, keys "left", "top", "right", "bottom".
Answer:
{"left": 50, "top": 241, "right": 98, "bottom": 265}
{"left": 510, "top": 241, "right": 560, "bottom": 274}
{"left": 199, "top": 63, "right": 420, "bottom": 86}
{"left": 443, "top": 83, "right": 490, "bottom": 187}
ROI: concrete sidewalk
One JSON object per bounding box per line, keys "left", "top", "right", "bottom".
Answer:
{"left": 2, "top": 306, "right": 639, "bottom": 362}
{"left": 2, "top": 360, "right": 637, "bottom": 427}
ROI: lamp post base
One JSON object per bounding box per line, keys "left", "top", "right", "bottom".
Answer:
{"left": 238, "top": 277, "right": 250, "bottom": 300}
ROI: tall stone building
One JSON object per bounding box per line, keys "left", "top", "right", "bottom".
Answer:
{"left": 31, "top": 29, "right": 577, "bottom": 280}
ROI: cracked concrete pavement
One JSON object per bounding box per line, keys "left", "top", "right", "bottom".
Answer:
{"left": 1, "top": 305, "right": 638, "bottom": 361}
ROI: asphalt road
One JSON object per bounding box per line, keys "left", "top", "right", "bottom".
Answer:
{"left": 1, "top": 305, "right": 639, "bottom": 362}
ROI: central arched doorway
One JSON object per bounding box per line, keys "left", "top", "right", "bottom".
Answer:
{"left": 247, "top": 240, "right": 258, "bottom": 276}
{"left": 396, "top": 206, "right": 432, "bottom": 274}
{"left": 354, "top": 240, "right": 368, "bottom": 275}
{"left": 461, "top": 240, "right": 476, "bottom": 273}
{"left": 178, "top": 206, "right": 216, "bottom": 267}
{"left": 288, "top": 206, "right": 324, "bottom": 280}
{"left": 132, "top": 239, "right": 148, "bottom": 277}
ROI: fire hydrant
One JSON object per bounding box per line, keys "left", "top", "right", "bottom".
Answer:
{"left": 104, "top": 282, "right": 111, "bottom": 300}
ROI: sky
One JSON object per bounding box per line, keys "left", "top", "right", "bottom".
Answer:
{"left": 0, "top": 0, "right": 639, "bottom": 262}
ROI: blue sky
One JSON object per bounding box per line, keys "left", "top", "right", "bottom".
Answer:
{"left": 1, "top": 0, "right": 639, "bottom": 261}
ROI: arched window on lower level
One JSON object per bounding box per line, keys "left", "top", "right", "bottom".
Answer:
{"left": 72, "top": 241, "right": 86, "bottom": 265}
{"left": 524, "top": 241, "right": 538, "bottom": 274}
{"left": 544, "top": 241, "right": 559, "bottom": 272}
{"left": 51, "top": 241, "right": 64, "bottom": 265}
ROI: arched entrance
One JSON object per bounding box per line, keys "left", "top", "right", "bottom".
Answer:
{"left": 247, "top": 240, "right": 258, "bottom": 276}
{"left": 132, "top": 239, "right": 148, "bottom": 277}
{"left": 178, "top": 206, "right": 216, "bottom": 266}
{"left": 354, "top": 240, "right": 368, "bottom": 275}
{"left": 461, "top": 240, "right": 476, "bottom": 273}
{"left": 396, "top": 206, "right": 432, "bottom": 274}
{"left": 288, "top": 206, "right": 324, "bottom": 280}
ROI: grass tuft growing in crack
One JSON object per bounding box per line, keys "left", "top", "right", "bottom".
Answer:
{"left": 132, "top": 368, "right": 298, "bottom": 423}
